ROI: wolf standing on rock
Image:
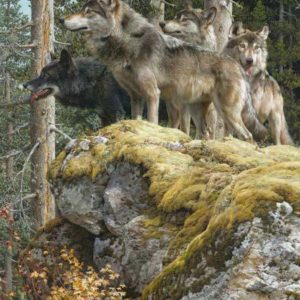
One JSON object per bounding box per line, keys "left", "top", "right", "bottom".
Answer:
{"left": 61, "top": 0, "right": 266, "bottom": 142}
{"left": 160, "top": 5, "right": 218, "bottom": 137}
{"left": 224, "top": 22, "right": 293, "bottom": 145}
{"left": 23, "top": 49, "right": 128, "bottom": 126}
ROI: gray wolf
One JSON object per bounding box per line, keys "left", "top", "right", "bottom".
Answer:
{"left": 160, "top": 6, "right": 217, "bottom": 51}
{"left": 23, "top": 49, "right": 129, "bottom": 126}
{"left": 61, "top": 0, "right": 266, "bottom": 142}
{"left": 160, "top": 5, "right": 218, "bottom": 137}
{"left": 223, "top": 22, "right": 293, "bottom": 145}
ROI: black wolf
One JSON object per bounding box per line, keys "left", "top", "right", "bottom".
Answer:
{"left": 23, "top": 49, "right": 129, "bottom": 126}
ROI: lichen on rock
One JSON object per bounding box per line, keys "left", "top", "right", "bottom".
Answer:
{"left": 27, "top": 120, "right": 300, "bottom": 299}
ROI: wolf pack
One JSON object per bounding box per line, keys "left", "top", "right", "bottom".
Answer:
{"left": 23, "top": 0, "right": 293, "bottom": 145}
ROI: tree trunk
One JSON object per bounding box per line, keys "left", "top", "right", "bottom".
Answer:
{"left": 204, "top": 0, "right": 232, "bottom": 139}
{"left": 204, "top": 0, "right": 233, "bottom": 53}
{"left": 30, "top": 0, "right": 55, "bottom": 229}
{"left": 4, "top": 73, "right": 13, "bottom": 298}
{"left": 150, "top": 0, "right": 165, "bottom": 27}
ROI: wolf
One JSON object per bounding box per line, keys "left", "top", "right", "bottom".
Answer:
{"left": 23, "top": 49, "right": 129, "bottom": 126}
{"left": 61, "top": 0, "right": 266, "bottom": 142}
{"left": 160, "top": 5, "right": 218, "bottom": 137}
{"left": 160, "top": 6, "right": 217, "bottom": 51}
{"left": 223, "top": 22, "right": 293, "bottom": 145}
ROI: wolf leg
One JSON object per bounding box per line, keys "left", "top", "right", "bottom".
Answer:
{"left": 269, "top": 111, "right": 282, "bottom": 145}
{"left": 224, "top": 114, "right": 253, "bottom": 142}
{"left": 137, "top": 72, "right": 160, "bottom": 124}
{"left": 206, "top": 103, "right": 218, "bottom": 139}
{"left": 166, "top": 101, "right": 180, "bottom": 128}
{"left": 213, "top": 90, "right": 253, "bottom": 142}
{"left": 180, "top": 104, "right": 191, "bottom": 136}
{"left": 147, "top": 93, "right": 160, "bottom": 124}
{"left": 188, "top": 102, "right": 210, "bottom": 140}
{"left": 128, "top": 91, "right": 144, "bottom": 120}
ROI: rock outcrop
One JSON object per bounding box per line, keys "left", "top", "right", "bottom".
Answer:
{"left": 23, "top": 121, "right": 300, "bottom": 299}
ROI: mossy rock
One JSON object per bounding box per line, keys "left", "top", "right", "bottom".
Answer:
{"left": 49, "top": 120, "right": 300, "bottom": 299}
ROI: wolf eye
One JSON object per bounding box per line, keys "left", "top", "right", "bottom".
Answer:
{"left": 254, "top": 45, "right": 260, "bottom": 50}
{"left": 239, "top": 43, "right": 246, "bottom": 49}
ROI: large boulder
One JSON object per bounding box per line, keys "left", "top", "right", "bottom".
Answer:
{"left": 25, "top": 120, "right": 300, "bottom": 299}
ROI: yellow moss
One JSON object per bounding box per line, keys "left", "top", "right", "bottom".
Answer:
{"left": 142, "top": 216, "right": 179, "bottom": 242}
{"left": 262, "top": 145, "right": 300, "bottom": 162}
{"left": 143, "top": 216, "right": 162, "bottom": 227}
{"left": 48, "top": 151, "right": 66, "bottom": 179}
{"left": 186, "top": 139, "right": 291, "bottom": 171}
{"left": 142, "top": 162, "right": 300, "bottom": 299}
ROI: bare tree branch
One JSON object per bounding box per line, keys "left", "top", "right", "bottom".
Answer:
{"left": 49, "top": 124, "right": 73, "bottom": 141}
{"left": 12, "top": 122, "right": 29, "bottom": 134}
{"left": 230, "top": 0, "right": 243, "bottom": 8}
{"left": 53, "top": 40, "right": 71, "bottom": 46}
{"left": 19, "top": 140, "right": 41, "bottom": 226}
{"left": 13, "top": 193, "right": 37, "bottom": 206}
{"left": 17, "top": 43, "right": 37, "bottom": 49}
{"left": 14, "top": 22, "right": 34, "bottom": 32}
{"left": 0, "top": 96, "right": 31, "bottom": 108}
{"left": 161, "top": 0, "right": 177, "bottom": 7}
{"left": 0, "top": 150, "right": 22, "bottom": 161}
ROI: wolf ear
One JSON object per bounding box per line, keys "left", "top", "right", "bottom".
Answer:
{"left": 229, "top": 21, "right": 245, "bottom": 39}
{"left": 257, "top": 25, "right": 269, "bottom": 40}
{"left": 202, "top": 7, "right": 217, "bottom": 26}
{"left": 60, "top": 49, "right": 77, "bottom": 73}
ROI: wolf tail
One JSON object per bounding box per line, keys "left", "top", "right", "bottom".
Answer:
{"left": 242, "top": 83, "right": 267, "bottom": 141}
{"left": 280, "top": 115, "right": 294, "bottom": 145}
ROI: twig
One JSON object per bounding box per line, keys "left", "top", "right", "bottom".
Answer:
{"left": 12, "top": 50, "right": 32, "bottom": 59}
{"left": 12, "top": 122, "right": 29, "bottom": 134}
{"left": 0, "top": 150, "right": 22, "bottom": 161}
{"left": 160, "top": 0, "right": 177, "bottom": 7}
{"left": 14, "top": 22, "right": 34, "bottom": 32}
{"left": 13, "top": 193, "right": 37, "bottom": 206}
{"left": 230, "top": 0, "right": 243, "bottom": 8}
{"left": 0, "top": 96, "right": 31, "bottom": 108}
{"left": 19, "top": 140, "right": 41, "bottom": 227}
{"left": 17, "top": 43, "right": 37, "bottom": 49}
{"left": 49, "top": 124, "right": 73, "bottom": 141}
{"left": 53, "top": 40, "right": 71, "bottom": 46}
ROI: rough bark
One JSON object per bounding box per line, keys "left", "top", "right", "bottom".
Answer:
{"left": 30, "top": 0, "right": 55, "bottom": 229}
{"left": 204, "top": 0, "right": 233, "bottom": 52}
{"left": 150, "top": 0, "right": 165, "bottom": 27}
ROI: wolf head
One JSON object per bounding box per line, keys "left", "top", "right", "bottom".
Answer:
{"left": 225, "top": 22, "right": 269, "bottom": 77}
{"left": 160, "top": 7, "right": 216, "bottom": 46}
{"left": 61, "top": 0, "right": 120, "bottom": 37}
{"left": 23, "top": 50, "right": 77, "bottom": 102}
